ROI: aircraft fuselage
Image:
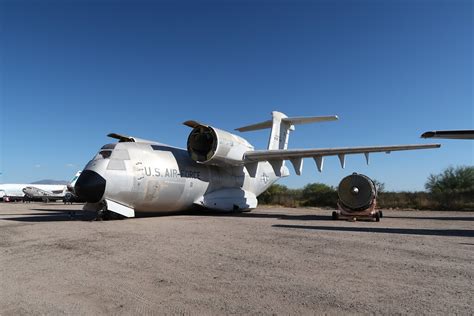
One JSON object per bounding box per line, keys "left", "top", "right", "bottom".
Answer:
{"left": 77, "top": 142, "right": 279, "bottom": 214}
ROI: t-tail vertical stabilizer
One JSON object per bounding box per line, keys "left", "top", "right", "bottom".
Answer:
{"left": 235, "top": 111, "right": 339, "bottom": 176}
{"left": 235, "top": 111, "right": 339, "bottom": 150}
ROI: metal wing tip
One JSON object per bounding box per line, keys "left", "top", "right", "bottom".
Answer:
{"left": 421, "top": 131, "right": 435, "bottom": 138}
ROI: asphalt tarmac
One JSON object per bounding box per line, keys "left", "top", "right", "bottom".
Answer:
{"left": 0, "top": 202, "right": 472, "bottom": 315}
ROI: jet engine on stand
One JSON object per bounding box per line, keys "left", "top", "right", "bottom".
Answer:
{"left": 333, "top": 173, "right": 382, "bottom": 221}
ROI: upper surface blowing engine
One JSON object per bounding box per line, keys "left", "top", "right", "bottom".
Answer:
{"left": 187, "top": 123, "right": 254, "bottom": 166}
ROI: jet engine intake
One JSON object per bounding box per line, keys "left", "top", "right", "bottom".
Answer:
{"left": 187, "top": 125, "right": 254, "bottom": 166}
{"left": 337, "top": 173, "right": 377, "bottom": 212}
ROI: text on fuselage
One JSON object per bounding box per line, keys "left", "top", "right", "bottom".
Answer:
{"left": 143, "top": 167, "right": 200, "bottom": 179}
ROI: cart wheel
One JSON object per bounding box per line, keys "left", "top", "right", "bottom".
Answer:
{"left": 375, "top": 212, "right": 380, "bottom": 222}
{"left": 332, "top": 211, "right": 339, "bottom": 220}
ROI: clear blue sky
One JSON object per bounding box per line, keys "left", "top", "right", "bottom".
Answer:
{"left": 1, "top": 0, "right": 472, "bottom": 191}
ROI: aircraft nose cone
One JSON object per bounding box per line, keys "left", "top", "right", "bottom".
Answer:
{"left": 74, "top": 170, "right": 106, "bottom": 203}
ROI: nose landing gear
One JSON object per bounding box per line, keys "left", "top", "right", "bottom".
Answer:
{"left": 95, "top": 202, "right": 124, "bottom": 221}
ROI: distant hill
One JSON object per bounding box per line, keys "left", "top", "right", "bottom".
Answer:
{"left": 31, "top": 179, "right": 69, "bottom": 185}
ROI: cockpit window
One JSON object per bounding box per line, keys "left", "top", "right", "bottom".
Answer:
{"left": 101, "top": 143, "right": 117, "bottom": 150}
{"left": 96, "top": 150, "right": 112, "bottom": 159}
{"left": 100, "top": 150, "right": 112, "bottom": 158}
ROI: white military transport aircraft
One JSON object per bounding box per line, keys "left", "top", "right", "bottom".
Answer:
{"left": 75, "top": 111, "right": 440, "bottom": 219}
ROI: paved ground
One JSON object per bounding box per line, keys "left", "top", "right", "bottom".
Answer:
{"left": 0, "top": 202, "right": 472, "bottom": 315}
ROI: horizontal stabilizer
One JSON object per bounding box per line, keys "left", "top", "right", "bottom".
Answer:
{"left": 283, "top": 115, "right": 339, "bottom": 126}
{"left": 235, "top": 115, "right": 338, "bottom": 132}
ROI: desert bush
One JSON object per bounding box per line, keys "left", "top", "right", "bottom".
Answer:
{"left": 301, "top": 183, "right": 338, "bottom": 207}
{"left": 377, "top": 191, "right": 434, "bottom": 210}
{"left": 425, "top": 166, "right": 474, "bottom": 210}
{"left": 258, "top": 184, "right": 301, "bottom": 207}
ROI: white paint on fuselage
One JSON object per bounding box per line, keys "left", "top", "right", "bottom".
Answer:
{"left": 84, "top": 142, "right": 280, "bottom": 213}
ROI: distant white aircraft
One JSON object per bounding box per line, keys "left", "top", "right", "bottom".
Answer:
{"left": 22, "top": 186, "right": 68, "bottom": 202}
{"left": 75, "top": 111, "right": 440, "bottom": 219}
{"left": 421, "top": 130, "right": 474, "bottom": 140}
{"left": 22, "top": 171, "right": 82, "bottom": 202}
{"left": 0, "top": 171, "right": 81, "bottom": 202}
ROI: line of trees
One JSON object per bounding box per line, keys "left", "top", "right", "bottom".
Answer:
{"left": 258, "top": 166, "right": 474, "bottom": 211}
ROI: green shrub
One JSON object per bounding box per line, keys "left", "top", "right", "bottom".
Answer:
{"left": 425, "top": 166, "right": 474, "bottom": 210}
{"left": 301, "top": 183, "right": 338, "bottom": 207}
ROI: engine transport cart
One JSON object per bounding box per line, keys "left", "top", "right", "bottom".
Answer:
{"left": 333, "top": 173, "right": 383, "bottom": 222}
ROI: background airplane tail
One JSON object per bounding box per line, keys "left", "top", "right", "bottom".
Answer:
{"left": 235, "top": 111, "right": 339, "bottom": 150}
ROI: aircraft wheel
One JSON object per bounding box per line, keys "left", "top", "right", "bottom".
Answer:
{"left": 102, "top": 210, "right": 112, "bottom": 220}
{"left": 108, "top": 211, "right": 124, "bottom": 220}
{"left": 332, "top": 211, "right": 339, "bottom": 220}
{"left": 374, "top": 212, "right": 380, "bottom": 222}
{"left": 96, "top": 206, "right": 106, "bottom": 221}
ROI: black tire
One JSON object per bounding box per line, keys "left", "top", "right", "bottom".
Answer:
{"left": 379, "top": 211, "right": 383, "bottom": 218}
{"left": 96, "top": 208, "right": 104, "bottom": 221}
{"left": 332, "top": 211, "right": 339, "bottom": 220}
{"left": 375, "top": 212, "right": 380, "bottom": 222}
{"left": 102, "top": 211, "right": 111, "bottom": 220}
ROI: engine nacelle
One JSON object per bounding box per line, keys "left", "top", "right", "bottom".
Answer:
{"left": 187, "top": 124, "right": 254, "bottom": 166}
{"left": 337, "top": 173, "right": 377, "bottom": 212}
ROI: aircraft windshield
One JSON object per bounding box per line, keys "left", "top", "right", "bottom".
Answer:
{"left": 95, "top": 150, "right": 112, "bottom": 159}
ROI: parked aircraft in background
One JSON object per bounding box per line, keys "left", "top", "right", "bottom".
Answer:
{"left": 22, "top": 186, "right": 68, "bottom": 202}
{"left": 0, "top": 171, "right": 82, "bottom": 202}
{"left": 0, "top": 184, "right": 66, "bottom": 201}
{"left": 421, "top": 130, "right": 474, "bottom": 140}
{"left": 75, "top": 111, "right": 440, "bottom": 219}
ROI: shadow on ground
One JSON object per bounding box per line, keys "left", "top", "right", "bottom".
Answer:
{"left": 184, "top": 210, "right": 334, "bottom": 221}
{"left": 273, "top": 224, "right": 474, "bottom": 238}
{"left": 385, "top": 215, "right": 474, "bottom": 221}
{"left": 1, "top": 207, "right": 334, "bottom": 222}
{"left": 1, "top": 210, "right": 97, "bottom": 222}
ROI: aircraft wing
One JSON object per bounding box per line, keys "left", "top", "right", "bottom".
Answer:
{"left": 421, "top": 130, "right": 474, "bottom": 140}
{"left": 243, "top": 144, "right": 440, "bottom": 176}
